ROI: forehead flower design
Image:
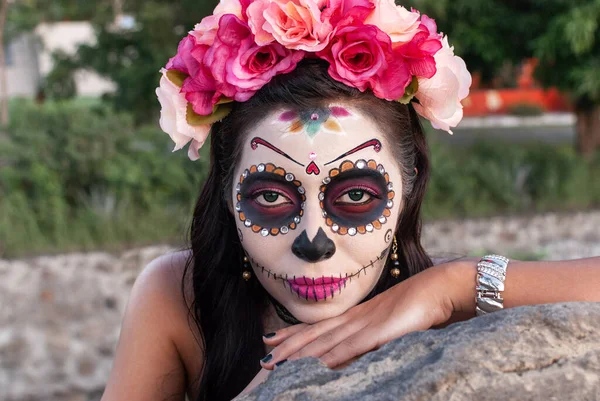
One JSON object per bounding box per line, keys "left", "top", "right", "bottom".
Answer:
{"left": 156, "top": 0, "right": 472, "bottom": 160}
{"left": 279, "top": 106, "right": 352, "bottom": 139}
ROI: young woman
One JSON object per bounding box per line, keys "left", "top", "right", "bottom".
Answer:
{"left": 100, "top": 1, "right": 600, "bottom": 401}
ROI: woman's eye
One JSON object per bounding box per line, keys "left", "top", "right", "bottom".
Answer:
{"left": 254, "top": 191, "right": 291, "bottom": 206}
{"left": 336, "top": 189, "right": 373, "bottom": 205}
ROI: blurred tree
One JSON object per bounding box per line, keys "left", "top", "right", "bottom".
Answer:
{"left": 406, "top": 0, "right": 600, "bottom": 155}
{"left": 1, "top": 0, "right": 111, "bottom": 124}
{"left": 0, "top": 0, "right": 9, "bottom": 126}
{"left": 72, "top": 0, "right": 219, "bottom": 124}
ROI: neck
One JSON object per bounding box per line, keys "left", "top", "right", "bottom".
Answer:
{"left": 267, "top": 294, "right": 303, "bottom": 325}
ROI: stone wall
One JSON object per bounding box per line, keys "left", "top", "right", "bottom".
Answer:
{"left": 1, "top": 211, "right": 599, "bottom": 401}
{"left": 0, "top": 246, "right": 173, "bottom": 401}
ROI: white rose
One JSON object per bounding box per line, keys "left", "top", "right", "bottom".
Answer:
{"left": 413, "top": 36, "right": 472, "bottom": 134}
{"left": 155, "top": 68, "right": 211, "bottom": 161}
{"left": 365, "top": 0, "right": 421, "bottom": 44}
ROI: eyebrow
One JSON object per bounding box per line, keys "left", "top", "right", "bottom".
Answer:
{"left": 250, "top": 137, "right": 305, "bottom": 167}
{"left": 324, "top": 139, "right": 382, "bottom": 166}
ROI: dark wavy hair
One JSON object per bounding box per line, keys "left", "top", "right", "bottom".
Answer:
{"left": 181, "top": 59, "right": 434, "bottom": 401}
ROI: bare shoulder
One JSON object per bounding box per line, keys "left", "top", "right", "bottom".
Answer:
{"left": 142, "top": 249, "right": 196, "bottom": 307}
{"left": 102, "top": 249, "right": 204, "bottom": 401}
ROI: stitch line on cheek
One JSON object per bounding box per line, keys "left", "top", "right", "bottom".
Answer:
{"left": 249, "top": 246, "right": 388, "bottom": 301}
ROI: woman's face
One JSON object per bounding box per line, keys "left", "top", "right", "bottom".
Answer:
{"left": 232, "top": 105, "right": 403, "bottom": 324}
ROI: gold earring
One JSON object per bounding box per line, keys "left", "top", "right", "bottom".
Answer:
{"left": 242, "top": 256, "right": 252, "bottom": 281}
{"left": 390, "top": 236, "right": 401, "bottom": 279}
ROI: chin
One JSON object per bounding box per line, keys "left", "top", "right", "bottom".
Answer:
{"left": 287, "top": 301, "right": 351, "bottom": 324}
{"left": 281, "top": 287, "right": 369, "bottom": 324}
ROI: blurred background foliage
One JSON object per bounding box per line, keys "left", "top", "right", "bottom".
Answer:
{"left": 0, "top": 99, "right": 207, "bottom": 257}
{"left": 1, "top": 0, "right": 599, "bottom": 258}
{"left": 1, "top": 98, "right": 598, "bottom": 257}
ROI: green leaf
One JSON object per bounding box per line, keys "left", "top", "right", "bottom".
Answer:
{"left": 166, "top": 70, "right": 189, "bottom": 88}
{"left": 186, "top": 102, "right": 234, "bottom": 126}
{"left": 398, "top": 76, "right": 419, "bottom": 105}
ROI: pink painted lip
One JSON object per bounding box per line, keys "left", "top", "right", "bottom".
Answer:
{"left": 287, "top": 276, "right": 349, "bottom": 301}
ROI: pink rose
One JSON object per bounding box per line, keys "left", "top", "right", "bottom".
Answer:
{"left": 174, "top": 42, "right": 222, "bottom": 116}
{"left": 206, "top": 14, "right": 305, "bottom": 101}
{"left": 191, "top": 0, "right": 245, "bottom": 45}
{"left": 364, "top": 0, "right": 421, "bottom": 44}
{"left": 317, "top": 23, "right": 411, "bottom": 101}
{"left": 413, "top": 36, "right": 472, "bottom": 134}
{"left": 395, "top": 15, "right": 442, "bottom": 79}
{"left": 321, "top": 0, "right": 374, "bottom": 27}
{"left": 166, "top": 34, "right": 202, "bottom": 76}
{"left": 156, "top": 69, "right": 211, "bottom": 161}
{"left": 230, "top": 40, "right": 305, "bottom": 90}
{"left": 165, "top": 34, "right": 222, "bottom": 116}
{"left": 247, "top": 0, "right": 333, "bottom": 51}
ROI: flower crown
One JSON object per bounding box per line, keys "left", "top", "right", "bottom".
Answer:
{"left": 156, "top": 0, "right": 472, "bottom": 161}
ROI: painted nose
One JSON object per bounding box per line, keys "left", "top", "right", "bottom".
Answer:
{"left": 291, "top": 228, "right": 336, "bottom": 263}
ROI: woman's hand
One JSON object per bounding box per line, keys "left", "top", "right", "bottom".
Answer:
{"left": 260, "top": 262, "right": 476, "bottom": 370}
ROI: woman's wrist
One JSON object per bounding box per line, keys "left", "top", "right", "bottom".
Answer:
{"left": 442, "top": 259, "right": 479, "bottom": 316}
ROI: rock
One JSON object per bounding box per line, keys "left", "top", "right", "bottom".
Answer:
{"left": 242, "top": 303, "right": 600, "bottom": 401}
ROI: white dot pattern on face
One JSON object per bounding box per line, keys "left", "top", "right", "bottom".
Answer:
{"left": 237, "top": 163, "right": 307, "bottom": 238}
{"left": 319, "top": 159, "right": 396, "bottom": 237}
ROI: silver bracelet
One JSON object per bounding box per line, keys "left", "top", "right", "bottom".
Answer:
{"left": 475, "top": 254, "right": 509, "bottom": 316}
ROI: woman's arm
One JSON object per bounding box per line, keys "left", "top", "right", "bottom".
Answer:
{"left": 101, "top": 254, "right": 201, "bottom": 401}
{"left": 449, "top": 256, "right": 600, "bottom": 314}
{"left": 260, "top": 256, "right": 600, "bottom": 371}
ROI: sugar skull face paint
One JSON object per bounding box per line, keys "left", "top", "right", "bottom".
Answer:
{"left": 319, "top": 159, "right": 395, "bottom": 236}
{"left": 232, "top": 105, "right": 404, "bottom": 324}
{"left": 236, "top": 163, "right": 306, "bottom": 236}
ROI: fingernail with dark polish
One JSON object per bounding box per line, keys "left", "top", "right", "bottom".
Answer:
{"left": 263, "top": 332, "right": 277, "bottom": 338}
{"left": 261, "top": 354, "right": 273, "bottom": 363}
{"left": 275, "top": 359, "right": 288, "bottom": 367}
